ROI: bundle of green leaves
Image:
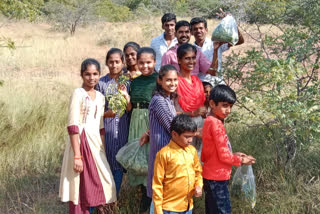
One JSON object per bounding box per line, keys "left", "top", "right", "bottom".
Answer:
{"left": 105, "top": 75, "right": 130, "bottom": 117}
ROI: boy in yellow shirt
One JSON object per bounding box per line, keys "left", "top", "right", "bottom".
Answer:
{"left": 151, "top": 114, "right": 203, "bottom": 214}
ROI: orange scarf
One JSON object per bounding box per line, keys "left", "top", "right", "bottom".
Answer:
{"left": 177, "top": 75, "right": 205, "bottom": 112}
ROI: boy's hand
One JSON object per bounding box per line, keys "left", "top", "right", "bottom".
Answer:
{"left": 247, "top": 155, "right": 256, "bottom": 163}
{"left": 234, "top": 152, "right": 247, "bottom": 157}
{"left": 241, "top": 155, "right": 256, "bottom": 165}
{"left": 194, "top": 186, "right": 202, "bottom": 198}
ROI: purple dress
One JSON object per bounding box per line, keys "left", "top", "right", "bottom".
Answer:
{"left": 96, "top": 74, "right": 131, "bottom": 173}
{"left": 147, "top": 94, "right": 176, "bottom": 197}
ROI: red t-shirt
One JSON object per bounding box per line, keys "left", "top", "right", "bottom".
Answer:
{"left": 201, "top": 116, "right": 241, "bottom": 180}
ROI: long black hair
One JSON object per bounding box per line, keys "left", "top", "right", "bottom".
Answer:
{"left": 153, "top": 64, "right": 178, "bottom": 100}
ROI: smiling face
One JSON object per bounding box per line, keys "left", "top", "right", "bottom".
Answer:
{"left": 124, "top": 46, "right": 137, "bottom": 68}
{"left": 176, "top": 26, "right": 191, "bottom": 44}
{"left": 162, "top": 20, "right": 176, "bottom": 37}
{"left": 106, "top": 53, "right": 124, "bottom": 75}
{"left": 172, "top": 131, "right": 195, "bottom": 148}
{"left": 178, "top": 50, "right": 196, "bottom": 73}
{"left": 191, "top": 22, "right": 208, "bottom": 43}
{"left": 159, "top": 70, "right": 178, "bottom": 96}
{"left": 81, "top": 64, "right": 100, "bottom": 89}
{"left": 209, "top": 101, "right": 233, "bottom": 120}
{"left": 137, "top": 53, "right": 156, "bottom": 76}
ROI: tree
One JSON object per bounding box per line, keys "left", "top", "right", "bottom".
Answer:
{"left": 0, "top": 0, "right": 43, "bottom": 20}
{"left": 44, "top": 0, "right": 97, "bottom": 35}
{"left": 221, "top": 0, "right": 320, "bottom": 168}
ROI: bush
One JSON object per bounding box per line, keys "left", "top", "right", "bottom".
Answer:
{"left": 0, "top": 0, "right": 43, "bottom": 20}
{"left": 96, "top": 0, "right": 133, "bottom": 22}
{"left": 223, "top": 23, "right": 320, "bottom": 167}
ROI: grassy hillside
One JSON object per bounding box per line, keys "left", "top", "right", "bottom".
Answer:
{"left": 0, "top": 18, "right": 319, "bottom": 213}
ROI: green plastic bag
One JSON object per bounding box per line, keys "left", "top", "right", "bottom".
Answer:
{"left": 211, "top": 15, "right": 239, "bottom": 46}
{"left": 116, "top": 139, "right": 149, "bottom": 176}
{"left": 231, "top": 165, "right": 257, "bottom": 208}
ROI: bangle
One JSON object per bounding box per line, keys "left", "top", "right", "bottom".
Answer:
{"left": 74, "top": 156, "right": 82, "bottom": 159}
{"left": 145, "top": 131, "right": 149, "bottom": 136}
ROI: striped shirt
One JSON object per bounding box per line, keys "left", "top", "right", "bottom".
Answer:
{"left": 147, "top": 94, "right": 176, "bottom": 197}
{"left": 96, "top": 74, "right": 131, "bottom": 172}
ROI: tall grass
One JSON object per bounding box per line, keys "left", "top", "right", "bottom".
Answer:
{"left": 0, "top": 19, "right": 319, "bottom": 213}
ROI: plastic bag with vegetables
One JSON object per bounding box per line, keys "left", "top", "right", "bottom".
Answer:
{"left": 231, "top": 165, "right": 257, "bottom": 208}
{"left": 211, "top": 15, "right": 239, "bottom": 46}
{"left": 116, "top": 139, "right": 149, "bottom": 175}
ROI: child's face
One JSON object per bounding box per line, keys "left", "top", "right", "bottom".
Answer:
{"left": 209, "top": 101, "right": 233, "bottom": 120}
{"left": 204, "top": 84, "right": 213, "bottom": 102}
{"left": 124, "top": 47, "right": 137, "bottom": 67}
{"left": 172, "top": 131, "right": 195, "bottom": 148}
{"left": 158, "top": 70, "right": 178, "bottom": 95}
{"left": 106, "top": 53, "right": 123, "bottom": 75}
{"left": 138, "top": 53, "right": 156, "bottom": 76}
{"left": 81, "top": 64, "right": 100, "bottom": 89}
{"left": 178, "top": 50, "right": 196, "bottom": 73}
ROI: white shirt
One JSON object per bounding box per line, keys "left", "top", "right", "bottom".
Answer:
{"left": 194, "top": 37, "right": 229, "bottom": 75}
{"left": 150, "top": 33, "right": 178, "bottom": 72}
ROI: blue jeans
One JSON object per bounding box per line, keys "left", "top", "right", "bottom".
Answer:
{"left": 203, "top": 179, "right": 231, "bottom": 214}
{"left": 150, "top": 201, "right": 192, "bottom": 214}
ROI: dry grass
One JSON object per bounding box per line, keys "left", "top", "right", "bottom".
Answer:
{"left": 0, "top": 17, "right": 319, "bottom": 213}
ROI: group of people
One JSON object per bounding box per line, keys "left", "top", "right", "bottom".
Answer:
{"left": 59, "top": 11, "right": 255, "bottom": 214}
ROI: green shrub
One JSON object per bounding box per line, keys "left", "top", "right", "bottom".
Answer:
{"left": 96, "top": 0, "right": 133, "bottom": 22}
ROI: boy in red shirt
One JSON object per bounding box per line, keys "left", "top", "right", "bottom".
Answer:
{"left": 201, "top": 85, "right": 256, "bottom": 214}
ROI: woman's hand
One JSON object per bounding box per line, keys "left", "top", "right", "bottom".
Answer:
{"left": 104, "top": 109, "right": 116, "bottom": 118}
{"left": 73, "top": 159, "right": 83, "bottom": 173}
{"left": 118, "top": 84, "right": 130, "bottom": 102}
{"left": 118, "top": 83, "right": 132, "bottom": 111}
{"left": 139, "top": 130, "right": 150, "bottom": 146}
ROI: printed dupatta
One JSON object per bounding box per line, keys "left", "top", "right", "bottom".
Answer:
{"left": 177, "top": 75, "right": 205, "bottom": 112}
